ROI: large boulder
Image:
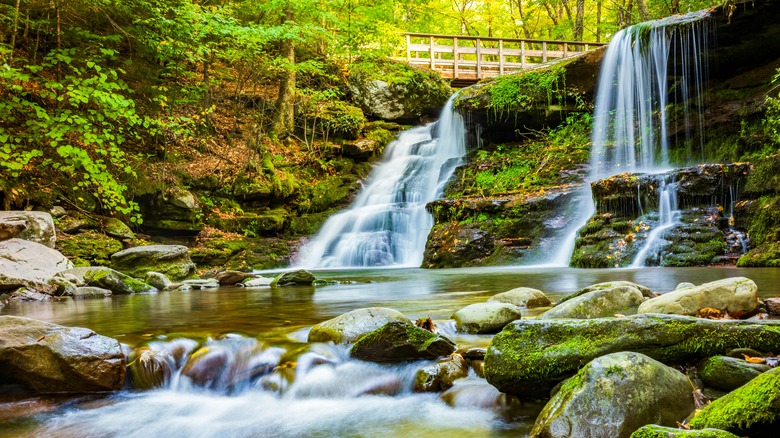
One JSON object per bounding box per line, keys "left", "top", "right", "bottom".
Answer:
{"left": 451, "top": 302, "right": 522, "bottom": 334}
{"left": 350, "top": 321, "right": 455, "bottom": 362}
{"left": 83, "top": 267, "right": 157, "bottom": 295}
{"left": 111, "top": 245, "right": 196, "bottom": 281}
{"left": 307, "top": 307, "right": 411, "bottom": 344}
{"left": 0, "top": 211, "right": 56, "bottom": 248}
{"left": 638, "top": 277, "right": 759, "bottom": 316}
{"left": 0, "top": 238, "right": 72, "bottom": 291}
{"left": 488, "top": 287, "right": 551, "bottom": 308}
{"left": 689, "top": 367, "right": 780, "bottom": 436}
{"left": 540, "top": 284, "right": 646, "bottom": 319}
{"left": 484, "top": 314, "right": 780, "bottom": 398}
{"left": 0, "top": 316, "right": 125, "bottom": 392}
{"left": 697, "top": 355, "right": 770, "bottom": 391}
{"left": 531, "top": 352, "right": 695, "bottom": 438}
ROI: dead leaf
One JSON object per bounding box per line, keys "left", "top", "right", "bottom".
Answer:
{"left": 415, "top": 317, "right": 435, "bottom": 332}
{"left": 692, "top": 388, "right": 709, "bottom": 410}
{"left": 36, "top": 335, "right": 45, "bottom": 342}
{"left": 613, "top": 314, "right": 626, "bottom": 318}
{"left": 676, "top": 421, "right": 691, "bottom": 430}
{"left": 695, "top": 307, "right": 722, "bottom": 319}
{"left": 743, "top": 354, "right": 767, "bottom": 364}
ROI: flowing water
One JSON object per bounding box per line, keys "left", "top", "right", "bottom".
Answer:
{"left": 3, "top": 266, "right": 780, "bottom": 437}
{"left": 630, "top": 179, "right": 680, "bottom": 267}
{"left": 295, "top": 96, "right": 466, "bottom": 269}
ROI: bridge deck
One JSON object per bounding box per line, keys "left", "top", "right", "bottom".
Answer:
{"left": 400, "top": 33, "right": 606, "bottom": 86}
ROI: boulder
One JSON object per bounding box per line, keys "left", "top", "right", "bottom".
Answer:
{"left": 127, "top": 347, "right": 173, "bottom": 390}
{"left": 697, "top": 355, "right": 770, "bottom": 392}
{"left": 144, "top": 272, "right": 172, "bottom": 290}
{"left": 531, "top": 352, "right": 695, "bottom": 438}
{"left": 141, "top": 188, "right": 204, "bottom": 235}
{"left": 215, "top": 270, "right": 256, "bottom": 286}
{"left": 631, "top": 425, "right": 739, "bottom": 437}
{"left": 484, "top": 314, "right": 780, "bottom": 398}
{"left": 83, "top": 267, "right": 157, "bottom": 295}
{"left": 689, "top": 367, "right": 780, "bottom": 436}
{"left": 57, "top": 213, "right": 100, "bottom": 234}
{"left": 488, "top": 287, "right": 551, "bottom": 308}
{"left": 676, "top": 282, "right": 696, "bottom": 290}
{"left": 350, "top": 321, "right": 455, "bottom": 362}
{"left": 0, "top": 316, "right": 125, "bottom": 392}
{"left": 182, "top": 279, "right": 219, "bottom": 289}
{"left": 8, "top": 288, "right": 60, "bottom": 302}
{"left": 539, "top": 284, "right": 646, "bottom": 319}
{"left": 559, "top": 281, "right": 658, "bottom": 304}
{"left": 451, "top": 302, "right": 522, "bottom": 334}
{"left": 638, "top": 277, "right": 759, "bottom": 316}
{"left": 441, "top": 378, "right": 518, "bottom": 409}
{"left": 0, "top": 238, "right": 72, "bottom": 291}
{"left": 103, "top": 217, "right": 135, "bottom": 240}
{"left": 47, "top": 277, "right": 77, "bottom": 297}
{"left": 308, "top": 307, "right": 411, "bottom": 344}
{"left": 413, "top": 354, "right": 468, "bottom": 392}
{"left": 56, "top": 231, "right": 123, "bottom": 266}
{"left": 111, "top": 245, "right": 196, "bottom": 281}
{"left": 0, "top": 211, "right": 56, "bottom": 248}
{"left": 72, "top": 286, "right": 112, "bottom": 299}
{"left": 270, "top": 269, "right": 315, "bottom": 287}
{"left": 765, "top": 297, "right": 780, "bottom": 316}
{"left": 242, "top": 277, "right": 273, "bottom": 288}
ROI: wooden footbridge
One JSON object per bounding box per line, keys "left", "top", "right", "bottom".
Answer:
{"left": 402, "top": 33, "right": 606, "bottom": 87}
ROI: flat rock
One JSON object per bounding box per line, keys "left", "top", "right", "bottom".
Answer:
{"left": 638, "top": 277, "right": 759, "bottom": 316}
{"left": 111, "top": 245, "right": 196, "bottom": 280}
{"left": 308, "top": 307, "right": 411, "bottom": 344}
{"left": 0, "top": 211, "right": 56, "bottom": 248}
{"left": 451, "top": 302, "right": 522, "bottom": 334}
{"left": 182, "top": 279, "right": 219, "bottom": 289}
{"left": 488, "top": 287, "right": 551, "bottom": 308}
{"left": 0, "top": 239, "right": 72, "bottom": 290}
{"left": 73, "top": 286, "right": 113, "bottom": 299}
{"left": 0, "top": 316, "right": 125, "bottom": 392}
{"left": 215, "top": 270, "right": 256, "bottom": 286}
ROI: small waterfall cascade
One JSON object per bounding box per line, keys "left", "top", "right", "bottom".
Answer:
{"left": 548, "top": 11, "right": 713, "bottom": 266}
{"left": 630, "top": 178, "right": 681, "bottom": 267}
{"left": 726, "top": 184, "right": 749, "bottom": 254}
{"left": 296, "top": 95, "right": 466, "bottom": 268}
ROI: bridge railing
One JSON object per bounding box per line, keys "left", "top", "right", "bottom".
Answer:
{"left": 402, "top": 33, "right": 606, "bottom": 82}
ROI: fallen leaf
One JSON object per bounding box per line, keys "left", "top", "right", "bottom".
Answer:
{"left": 743, "top": 354, "right": 767, "bottom": 364}
{"left": 676, "top": 421, "right": 691, "bottom": 430}
{"left": 36, "top": 335, "right": 45, "bottom": 342}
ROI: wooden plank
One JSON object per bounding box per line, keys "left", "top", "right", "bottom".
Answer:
{"left": 453, "top": 37, "right": 459, "bottom": 79}
{"left": 476, "top": 38, "right": 482, "bottom": 80}
{"left": 429, "top": 36, "right": 435, "bottom": 69}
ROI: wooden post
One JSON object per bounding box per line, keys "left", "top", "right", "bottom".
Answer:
{"left": 476, "top": 38, "right": 482, "bottom": 79}
{"left": 584, "top": 43, "right": 589, "bottom": 51}
{"left": 429, "top": 36, "right": 435, "bottom": 70}
{"left": 542, "top": 41, "right": 547, "bottom": 62}
{"left": 521, "top": 40, "right": 526, "bottom": 68}
{"left": 563, "top": 42, "right": 568, "bottom": 58}
{"left": 406, "top": 34, "right": 411, "bottom": 61}
{"left": 453, "top": 37, "right": 459, "bottom": 79}
{"left": 499, "top": 39, "right": 504, "bottom": 75}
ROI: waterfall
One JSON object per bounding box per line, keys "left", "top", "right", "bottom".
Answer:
{"left": 547, "top": 11, "right": 713, "bottom": 267}
{"left": 630, "top": 179, "right": 680, "bottom": 267}
{"left": 296, "top": 95, "right": 466, "bottom": 268}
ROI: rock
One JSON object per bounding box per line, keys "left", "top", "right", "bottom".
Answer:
{"left": 0, "top": 211, "right": 56, "bottom": 248}
{"left": 0, "top": 239, "right": 72, "bottom": 291}
{"left": 49, "top": 206, "right": 66, "bottom": 218}
{"left": 144, "top": 272, "right": 172, "bottom": 290}
{"left": 488, "top": 287, "right": 551, "bottom": 308}
{"left": 111, "top": 244, "right": 196, "bottom": 281}
{"left": 765, "top": 297, "right": 780, "bottom": 316}
{"left": 531, "top": 352, "right": 695, "bottom": 438}
{"left": 638, "top": 277, "right": 759, "bottom": 316}
{"left": 484, "top": 314, "right": 780, "bottom": 398}
{"left": 441, "top": 378, "right": 518, "bottom": 409}
{"left": 308, "top": 307, "right": 411, "bottom": 344}
{"left": 631, "top": 425, "right": 739, "bottom": 437}
{"left": 413, "top": 354, "right": 468, "bottom": 392}
{"left": 47, "top": 277, "right": 77, "bottom": 297}
{"left": 8, "top": 287, "right": 60, "bottom": 302}
{"left": 0, "top": 316, "right": 125, "bottom": 392}
{"left": 539, "top": 284, "right": 646, "bottom": 319}
{"left": 56, "top": 231, "right": 123, "bottom": 266}
{"left": 215, "top": 270, "right": 256, "bottom": 286}
{"left": 697, "top": 355, "right": 770, "bottom": 392}
{"left": 350, "top": 321, "right": 455, "bottom": 362}
{"left": 127, "top": 347, "right": 173, "bottom": 390}
{"left": 83, "top": 267, "right": 157, "bottom": 295}
{"left": 242, "top": 277, "right": 273, "bottom": 287}
{"left": 73, "top": 286, "right": 112, "bottom": 299}
{"left": 103, "top": 217, "right": 135, "bottom": 240}
{"left": 270, "top": 269, "right": 315, "bottom": 287}
{"left": 689, "top": 367, "right": 780, "bottom": 436}
{"left": 451, "top": 302, "right": 522, "bottom": 334}
{"left": 559, "top": 281, "right": 659, "bottom": 304}
{"left": 676, "top": 282, "right": 696, "bottom": 290}
{"left": 182, "top": 279, "right": 219, "bottom": 289}
{"left": 57, "top": 213, "right": 100, "bottom": 234}
{"left": 180, "top": 346, "right": 232, "bottom": 390}
{"left": 141, "top": 188, "right": 204, "bottom": 235}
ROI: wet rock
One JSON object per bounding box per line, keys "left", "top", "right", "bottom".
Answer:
{"left": 73, "top": 286, "right": 112, "bottom": 299}
{"left": 413, "top": 353, "right": 468, "bottom": 392}
{"left": 676, "top": 282, "right": 696, "bottom": 290}
{"left": 638, "top": 277, "right": 758, "bottom": 316}
{"left": 270, "top": 269, "right": 315, "bottom": 287}
{"left": 242, "top": 277, "right": 273, "bottom": 287}
{"left": 111, "top": 244, "right": 196, "bottom": 281}
{"left": 631, "top": 425, "right": 739, "bottom": 437}
{"left": 8, "top": 287, "right": 60, "bottom": 302}
{"left": 531, "top": 352, "right": 695, "bottom": 438}
{"left": 128, "top": 347, "right": 173, "bottom": 390}
{"left": 351, "top": 321, "right": 455, "bottom": 362}
{"left": 180, "top": 346, "right": 232, "bottom": 389}
{"left": 103, "top": 217, "right": 135, "bottom": 240}
{"left": 455, "top": 347, "right": 486, "bottom": 360}
{"left": 0, "top": 211, "right": 56, "bottom": 248}
{"left": 0, "top": 316, "right": 125, "bottom": 392}
{"left": 215, "top": 270, "right": 256, "bottom": 286}
{"left": 47, "top": 277, "right": 77, "bottom": 297}
{"left": 83, "top": 267, "right": 157, "bottom": 295}
{"left": 560, "top": 281, "right": 658, "bottom": 303}
{"left": 451, "top": 302, "right": 522, "bottom": 334}
{"left": 182, "top": 279, "right": 219, "bottom": 289}
{"left": 308, "top": 307, "right": 411, "bottom": 344}
{"left": 0, "top": 239, "right": 73, "bottom": 291}
{"left": 441, "top": 378, "right": 518, "bottom": 409}
{"left": 765, "top": 297, "right": 780, "bottom": 315}
{"left": 144, "top": 272, "right": 172, "bottom": 290}
{"left": 689, "top": 367, "right": 780, "bottom": 436}
{"left": 484, "top": 314, "right": 780, "bottom": 398}
{"left": 488, "top": 287, "right": 551, "bottom": 308}
{"left": 697, "top": 355, "right": 770, "bottom": 391}
{"left": 540, "top": 284, "right": 646, "bottom": 319}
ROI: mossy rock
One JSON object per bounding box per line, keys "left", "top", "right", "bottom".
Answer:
{"left": 102, "top": 217, "right": 135, "bottom": 240}
{"left": 689, "top": 367, "right": 780, "bottom": 436}
{"left": 737, "top": 242, "right": 780, "bottom": 267}
{"left": 638, "top": 277, "right": 758, "bottom": 316}
{"left": 484, "top": 314, "right": 780, "bottom": 398}
{"left": 302, "top": 100, "right": 366, "bottom": 140}
{"left": 697, "top": 355, "right": 770, "bottom": 392}
{"left": 56, "top": 232, "right": 123, "bottom": 266}
{"left": 111, "top": 245, "right": 196, "bottom": 281}
{"left": 631, "top": 425, "right": 739, "bottom": 437}
{"left": 308, "top": 307, "right": 411, "bottom": 344}
{"left": 350, "top": 321, "right": 455, "bottom": 362}
{"left": 83, "top": 267, "right": 157, "bottom": 295}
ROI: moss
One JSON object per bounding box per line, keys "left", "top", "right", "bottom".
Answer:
{"left": 56, "top": 232, "right": 123, "bottom": 266}
{"left": 689, "top": 367, "right": 780, "bottom": 433}
{"left": 297, "top": 176, "right": 352, "bottom": 214}
{"left": 631, "top": 425, "right": 739, "bottom": 437}
{"left": 737, "top": 242, "right": 780, "bottom": 267}
{"left": 302, "top": 100, "right": 366, "bottom": 140}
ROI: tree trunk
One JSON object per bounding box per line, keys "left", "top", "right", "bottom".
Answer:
{"left": 596, "top": 0, "right": 602, "bottom": 42}
{"left": 10, "top": 0, "right": 21, "bottom": 49}
{"left": 574, "top": 0, "right": 585, "bottom": 41}
{"left": 637, "top": 0, "right": 649, "bottom": 21}
{"left": 514, "top": 0, "right": 532, "bottom": 38}
{"left": 270, "top": 6, "right": 296, "bottom": 139}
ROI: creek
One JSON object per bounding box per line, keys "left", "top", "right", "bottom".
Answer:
{"left": 2, "top": 266, "right": 779, "bottom": 437}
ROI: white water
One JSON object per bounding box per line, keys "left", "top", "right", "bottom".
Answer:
{"left": 547, "top": 12, "right": 712, "bottom": 267}
{"left": 296, "top": 96, "right": 466, "bottom": 268}
{"left": 630, "top": 179, "right": 680, "bottom": 267}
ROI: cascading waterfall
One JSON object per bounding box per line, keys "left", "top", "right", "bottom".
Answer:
{"left": 629, "top": 179, "right": 680, "bottom": 267}
{"left": 547, "top": 11, "right": 713, "bottom": 267}
{"left": 296, "top": 95, "right": 465, "bottom": 268}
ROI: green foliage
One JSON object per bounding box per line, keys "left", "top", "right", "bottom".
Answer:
{"left": 486, "top": 66, "right": 568, "bottom": 117}
{"left": 764, "top": 69, "right": 780, "bottom": 145}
